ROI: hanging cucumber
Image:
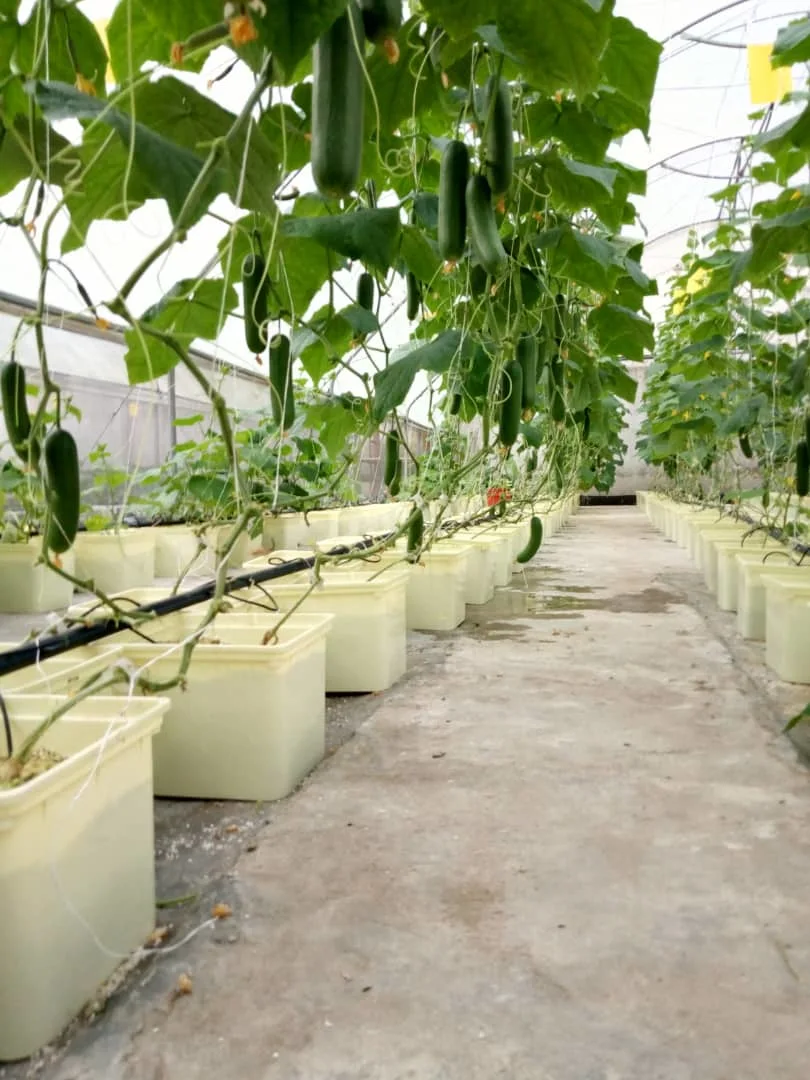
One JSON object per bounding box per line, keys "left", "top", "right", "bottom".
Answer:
{"left": 796, "top": 440, "right": 809, "bottom": 497}
{"left": 43, "top": 429, "right": 80, "bottom": 555}
{"left": 466, "top": 174, "right": 507, "bottom": 278}
{"left": 384, "top": 428, "right": 400, "bottom": 489}
{"left": 241, "top": 253, "right": 269, "bottom": 354}
{"left": 449, "top": 389, "right": 462, "bottom": 416}
{"left": 357, "top": 272, "right": 375, "bottom": 312}
{"left": 738, "top": 430, "right": 752, "bottom": 459}
{"left": 484, "top": 76, "right": 513, "bottom": 197}
{"left": 438, "top": 140, "right": 469, "bottom": 262}
{"left": 1, "top": 360, "right": 38, "bottom": 464}
{"left": 550, "top": 354, "right": 566, "bottom": 424}
{"left": 498, "top": 359, "right": 523, "bottom": 448}
{"left": 406, "top": 272, "right": 421, "bottom": 320}
{"left": 517, "top": 335, "right": 537, "bottom": 411}
{"left": 582, "top": 406, "right": 591, "bottom": 442}
{"left": 516, "top": 515, "right": 543, "bottom": 563}
{"left": 526, "top": 447, "right": 538, "bottom": 475}
{"left": 805, "top": 415, "right": 810, "bottom": 448}
{"left": 407, "top": 507, "right": 424, "bottom": 553}
{"left": 269, "top": 333, "right": 295, "bottom": 431}
{"left": 359, "top": 0, "right": 401, "bottom": 44}
{"left": 311, "top": 5, "right": 365, "bottom": 198}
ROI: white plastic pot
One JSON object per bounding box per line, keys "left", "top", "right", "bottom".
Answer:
{"left": 0, "top": 643, "right": 122, "bottom": 694}
{"left": 73, "top": 530, "right": 155, "bottom": 593}
{"left": 716, "top": 542, "right": 786, "bottom": 612}
{"left": 765, "top": 577, "right": 810, "bottom": 683}
{"left": 151, "top": 523, "right": 249, "bottom": 578}
{"left": 261, "top": 512, "right": 310, "bottom": 553}
{"left": 452, "top": 536, "right": 496, "bottom": 606}
{"left": 83, "top": 611, "right": 334, "bottom": 801}
{"left": 736, "top": 558, "right": 810, "bottom": 640}
{"left": 230, "top": 569, "right": 409, "bottom": 693}
{"left": 0, "top": 541, "right": 75, "bottom": 614}
{"left": 469, "top": 527, "right": 513, "bottom": 587}
{"left": 0, "top": 694, "right": 169, "bottom": 1061}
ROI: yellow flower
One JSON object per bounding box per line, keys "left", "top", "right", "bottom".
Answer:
{"left": 74, "top": 72, "right": 97, "bottom": 96}
{"left": 229, "top": 13, "right": 258, "bottom": 46}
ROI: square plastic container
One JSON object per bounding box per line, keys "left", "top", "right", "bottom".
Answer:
{"left": 716, "top": 542, "right": 786, "bottom": 612}
{"left": 0, "top": 541, "right": 75, "bottom": 614}
{"left": 0, "top": 694, "right": 169, "bottom": 1061}
{"left": 150, "top": 523, "right": 249, "bottom": 578}
{"left": 0, "top": 643, "right": 123, "bottom": 694}
{"left": 736, "top": 559, "right": 810, "bottom": 640}
{"left": 765, "top": 576, "right": 810, "bottom": 683}
{"left": 73, "top": 530, "right": 156, "bottom": 593}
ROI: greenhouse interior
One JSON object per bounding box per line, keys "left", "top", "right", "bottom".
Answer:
{"left": 0, "top": 0, "right": 809, "bottom": 1075}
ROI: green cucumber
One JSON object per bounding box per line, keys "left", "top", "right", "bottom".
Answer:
{"left": 438, "top": 140, "right": 469, "bottom": 262}
{"left": 550, "top": 354, "right": 565, "bottom": 423}
{"left": 582, "top": 406, "right": 591, "bottom": 442}
{"left": 1, "top": 360, "right": 38, "bottom": 464}
{"left": 805, "top": 415, "right": 810, "bottom": 448}
{"left": 312, "top": 5, "right": 365, "bottom": 198}
{"left": 465, "top": 174, "right": 507, "bottom": 278}
{"left": 797, "top": 439, "right": 809, "bottom": 497}
{"left": 269, "top": 334, "right": 295, "bottom": 431}
{"left": 484, "top": 76, "right": 513, "bottom": 197}
{"left": 384, "top": 428, "right": 400, "bottom": 487}
{"left": 359, "top": 0, "right": 401, "bottom": 44}
{"left": 357, "top": 272, "right": 375, "bottom": 312}
{"left": 526, "top": 447, "right": 537, "bottom": 475}
{"left": 241, "top": 254, "right": 269, "bottom": 354}
{"left": 43, "top": 429, "right": 80, "bottom": 555}
{"left": 516, "top": 515, "right": 543, "bottom": 563}
{"left": 406, "top": 272, "right": 421, "bottom": 320}
{"left": 407, "top": 507, "right": 424, "bottom": 553}
{"left": 449, "top": 390, "right": 462, "bottom": 416}
{"left": 517, "top": 335, "right": 537, "bottom": 410}
{"left": 738, "top": 430, "right": 752, "bottom": 459}
{"left": 498, "top": 359, "right": 523, "bottom": 448}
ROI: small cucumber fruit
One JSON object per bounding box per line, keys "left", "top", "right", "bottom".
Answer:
{"left": 805, "top": 415, "right": 810, "bottom": 448}
{"left": 359, "top": 0, "right": 401, "bottom": 44}
{"left": 406, "top": 272, "right": 421, "bottom": 320}
{"left": 407, "top": 507, "right": 424, "bottom": 553}
{"left": 526, "top": 447, "right": 538, "bottom": 475}
{"left": 357, "top": 272, "right": 375, "bottom": 312}
{"left": 484, "top": 76, "right": 513, "bottom": 197}
{"left": 438, "top": 140, "right": 469, "bottom": 262}
{"left": 550, "top": 355, "right": 565, "bottom": 423}
{"left": 242, "top": 253, "right": 269, "bottom": 354}
{"left": 516, "top": 515, "right": 543, "bottom": 563}
{"left": 269, "top": 333, "right": 295, "bottom": 431}
{"left": 466, "top": 174, "right": 507, "bottom": 278}
{"left": 738, "top": 430, "right": 752, "bottom": 459}
{"left": 384, "top": 428, "right": 400, "bottom": 487}
{"left": 517, "top": 335, "right": 537, "bottom": 410}
{"left": 449, "top": 389, "right": 462, "bottom": 416}
{"left": 312, "top": 5, "right": 365, "bottom": 198}
{"left": 498, "top": 359, "right": 523, "bottom": 448}
{"left": 582, "top": 406, "right": 591, "bottom": 442}
{"left": 1, "top": 360, "right": 38, "bottom": 464}
{"left": 43, "top": 429, "right": 80, "bottom": 555}
{"left": 796, "top": 439, "right": 809, "bottom": 497}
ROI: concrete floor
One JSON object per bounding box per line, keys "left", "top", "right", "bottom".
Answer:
{"left": 5, "top": 507, "right": 810, "bottom": 1080}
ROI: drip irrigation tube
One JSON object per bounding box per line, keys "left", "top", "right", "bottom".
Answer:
{"left": 0, "top": 535, "right": 389, "bottom": 679}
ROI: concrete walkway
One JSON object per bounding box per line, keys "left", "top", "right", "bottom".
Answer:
{"left": 23, "top": 509, "right": 810, "bottom": 1079}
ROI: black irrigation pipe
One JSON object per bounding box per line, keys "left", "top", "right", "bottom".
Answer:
{"left": 0, "top": 535, "right": 389, "bottom": 680}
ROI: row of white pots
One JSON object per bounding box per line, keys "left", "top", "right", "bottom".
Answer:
{"left": 0, "top": 495, "right": 578, "bottom": 1059}
{"left": 642, "top": 492, "right": 810, "bottom": 683}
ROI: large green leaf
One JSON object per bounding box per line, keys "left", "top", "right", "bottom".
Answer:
{"left": 598, "top": 358, "right": 638, "bottom": 403}
{"left": 588, "top": 303, "right": 654, "bottom": 361}
{"left": 400, "top": 224, "right": 442, "bottom": 282}
{"left": 257, "top": 0, "right": 348, "bottom": 81}
{"left": 365, "top": 16, "right": 439, "bottom": 136}
{"left": 281, "top": 207, "right": 402, "bottom": 273}
{"left": 0, "top": 113, "right": 75, "bottom": 197}
{"left": 735, "top": 205, "right": 810, "bottom": 282}
{"left": 525, "top": 99, "right": 614, "bottom": 163}
{"left": 419, "top": 1, "right": 492, "bottom": 39}
{"left": 292, "top": 304, "right": 377, "bottom": 384}
{"left": 496, "top": 0, "right": 614, "bottom": 99}
{"left": 598, "top": 16, "right": 660, "bottom": 135}
{"left": 772, "top": 16, "right": 810, "bottom": 67}
{"left": 372, "top": 330, "right": 474, "bottom": 419}
{"left": 131, "top": 77, "right": 280, "bottom": 217}
{"left": 754, "top": 105, "right": 810, "bottom": 156}
{"left": 304, "top": 397, "right": 368, "bottom": 458}
{"left": 28, "top": 79, "right": 225, "bottom": 224}
{"left": 124, "top": 278, "right": 237, "bottom": 384}
{"left": 537, "top": 225, "right": 626, "bottom": 293}
{"left": 16, "top": 0, "right": 108, "bottom": 96}
{"left": 106, "top": 0, "right": 222, "bottom": 81}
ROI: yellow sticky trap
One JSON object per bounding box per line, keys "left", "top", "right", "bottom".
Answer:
{"left": 93, "top": 20, "right": 115, "bottom": 86}
{"left": 747, "top": 44, "right": 793, "bottom": 105}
